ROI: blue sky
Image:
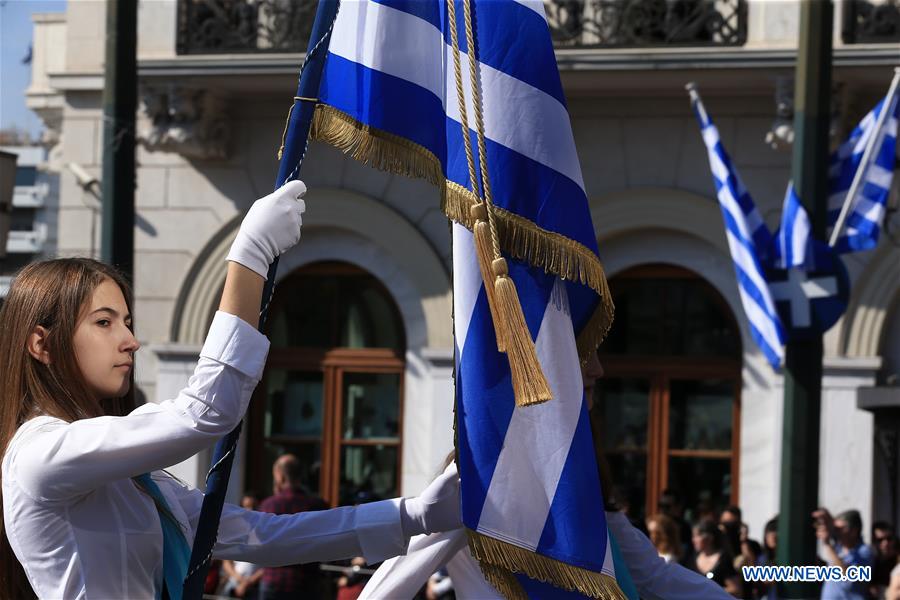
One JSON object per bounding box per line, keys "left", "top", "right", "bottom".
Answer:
{"left": 1, "top": 0, "right": 67, "bottom": 137}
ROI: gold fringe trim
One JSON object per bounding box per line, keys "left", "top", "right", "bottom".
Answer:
{"left": 311, "top": 104, "right": 443, "bottom": 186}
{"left": 467, "top": 529, "right": 628, "bottom": 600}
{"left": 311, "top": 104, "right": 616, "bottom": 359}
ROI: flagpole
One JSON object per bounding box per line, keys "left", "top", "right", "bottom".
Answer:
{"left": 181, "top": 2, "right": 340, "bottom": 597}
{"left": 776, "top": 2, "right": 832, "bottom": 598}
{"left": 828, "top": 67, "right": 900, "bottom": 247}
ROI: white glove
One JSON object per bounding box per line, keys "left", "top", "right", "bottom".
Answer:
{"left": 400, "top": 462, "right": 462, "bottom": 538}
{"left": 226, "top": 180, "right": 307, "bottom": 278}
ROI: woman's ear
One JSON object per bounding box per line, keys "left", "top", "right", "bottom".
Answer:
{"left": 27, "top": 326, "right": 52, "bottom": 365}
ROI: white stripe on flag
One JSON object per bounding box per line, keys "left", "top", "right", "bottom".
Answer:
{"left": 328, "top": 0, "right": 585, "bottom": 190}
{"left": 723, "top": 230, "right": 781, "bottom": 343}
{"left": 452, "top": 224, "right": 483, "bottom": 355}
{"left": 476, "top": 280, "right": 583, "bottom": 549}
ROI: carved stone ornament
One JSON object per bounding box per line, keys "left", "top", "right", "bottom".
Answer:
{"left": 139, "top": 86, "right": 229, "bottom": 160}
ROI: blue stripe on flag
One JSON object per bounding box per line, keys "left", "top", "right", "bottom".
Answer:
{"left": 321, "top": 56, "right": 598, "bottom": 261}
{"left": 536, "top": 406, "right": 607, "bottom": 571}
{"left": 373, "top": 0, "right": 566, "bottom": 107}
{"left": 319, "top": 53, "right": 448, "bottom": 165}
{"left": 690, "top": 91, "right": 785, "bottom": 367}
{"left": 516, "top": 574, "right": 594, "bottom": 599}
{"left": 456, "top": 262, "right": 556, "bottom": 527}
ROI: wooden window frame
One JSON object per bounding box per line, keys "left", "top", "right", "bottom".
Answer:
{"left": 599, "top": 264, "right": 742, "bottom": 518}
{"left": 247, "top": 263, "right": 406, "bottom": 506}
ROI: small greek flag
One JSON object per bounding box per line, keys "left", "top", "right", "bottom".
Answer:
{"left": 776, "top": 83, "right": 900, "bottom": 269}
{"left": 828, "top": 91, "right": 900, "bottom": 253}
{"left": 688, "top": 84, "right": 786, "bottom": 368}
{"left": 311, "top": 1, "right": 625, "bottom": 597}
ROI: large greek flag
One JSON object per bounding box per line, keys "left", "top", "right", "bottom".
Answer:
{"left": 688, "top": 85, "right": 786, "bottom": 368}
{"left": 776, "top": 86, "right": 900, "bottom": 268}
{"left": 311, "top": 1, "right": 622, "bottom": 597}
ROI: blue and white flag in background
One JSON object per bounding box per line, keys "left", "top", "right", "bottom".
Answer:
{"left": 775, "top": 86, "right": 900, "bottom": 268}
{"left": 688, "top": 84, "right": 786, "bottom": 368}
{"left": 827, "top": 92, "right": 900, "bottom": 253}
{"left": 311, "top": 1, "right": 624, "bottom": 597}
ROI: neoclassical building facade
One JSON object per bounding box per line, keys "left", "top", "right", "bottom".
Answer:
{"left": 24, "top": 0, "right": 900, "bottom": 539}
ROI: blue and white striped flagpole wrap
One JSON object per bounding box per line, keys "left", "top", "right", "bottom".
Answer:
{"left": 312, "top": 1, "right": 622, "bottom": 595}
{"left": 687, "top": 85, "right": 785, "bottom": 368}
{"left": 827, "top": 89, "right": 900, "bottom": 252}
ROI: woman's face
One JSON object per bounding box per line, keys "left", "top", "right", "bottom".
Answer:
{"left": 72, "top": 279, "right": 139, "bottom": 401}
{"left": 692, "top": 528, "right": 710, "bottom": 552}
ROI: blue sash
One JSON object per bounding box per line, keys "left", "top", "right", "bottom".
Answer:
{"left": 134, "top": 474, "right": 191, "bottom": 600}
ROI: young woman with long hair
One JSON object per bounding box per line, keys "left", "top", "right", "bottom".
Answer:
{"left": 0, "top": 181, "right": 460, "bottom": 599}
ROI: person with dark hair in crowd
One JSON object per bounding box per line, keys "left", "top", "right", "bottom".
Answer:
{"left": 720, "top": 505, "right": 762, "bottom": 598}
{"left": 257, "top": 454, "right": 330, "bottom": 600}
{"left": 659, "top": 488, "right": 694, "bottom": 566}
{"left": 813, "top": 508, "right": 874, "bottom": 600}
{"left": 754, "top": 516, "right": 780, "bottom": 600}
{"left": 692, "top": 518, "right": 742, "bottom": 597}
{"left": 872, "top": 521, "right": 898, "bottom": 599}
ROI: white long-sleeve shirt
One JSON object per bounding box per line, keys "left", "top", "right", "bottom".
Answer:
{"left": 361, "top": 511, "right": 732, "bottom": 600}
{"left": 2, "top": 311, "right": 405, "bottom": 599}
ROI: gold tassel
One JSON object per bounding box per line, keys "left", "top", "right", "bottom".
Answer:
{"left": 491, "top": 257, "right": 552, "bottom": 407}
{"left": 472, "top": 205, "right": 508, "bottom": 352}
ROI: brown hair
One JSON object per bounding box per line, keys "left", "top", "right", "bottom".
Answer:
{"left": 0, "top": 258, "right": 135, "bottom": 598}
{"left": 647, "top": 513, "right": 682, "bottom": 559}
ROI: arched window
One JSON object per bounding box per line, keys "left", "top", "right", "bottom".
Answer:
{"left": 593, "top": 265, "right": 742, "bottom": 522}
{"left": 248, "top": 262, "right": 406, "bottom": 506}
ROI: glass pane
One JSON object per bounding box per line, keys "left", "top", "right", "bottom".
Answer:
{"left": 603, "top": 280, "right": 663, "bottom": 354}
{"left": 260, "top": 441, "right": 322, "bottom": 498}
{"left": 592, "top": 378, "right": 650, "bottom": 522}
{"left": 264, "top": 370, "right": 324, "bottom": 438}
{"left": 593, "top": 378, "right": 650, "bottom": 451}
{"left": 667, "top": 280, "right": 740, "bottom": 357}
{"left": 668, "top": 379, "right": 733, "bottom": 451}
{"left": 667, "top": 456, "right": 731, "bottom": 521}
{"left": 339, "top": 445, "right": 398, "bottom": 506}
{"left": 607, "top": 452, "right": 648, "bottom": 522}
{"left": 268, "top": 276, "right": 337, "bottom": 348}
{"left": 603, "top": 274, "right": 740, "bottom": 358}
{"left": 266, "top": 265, "right": 404, "bottom": 351}
{"left": 342, "top": 373, "right": 401, "bottom": 440}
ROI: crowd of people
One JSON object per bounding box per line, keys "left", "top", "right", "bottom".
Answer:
{"left": 638, "top": 490, "right": 900, "bottom": 600}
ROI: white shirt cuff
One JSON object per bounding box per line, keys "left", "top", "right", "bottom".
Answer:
{"left": 356, "top": 499, "right": 406, "bottom": 564}
{"left": 200, "top": 311, "right": 270, "bottom": 380}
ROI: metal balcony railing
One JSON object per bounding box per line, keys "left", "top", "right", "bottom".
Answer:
{"left": 176, "top": 0, "right": 316, "bottom": 54}
{"left": 175, "top": 0, "right": 748, "bottom": 55}
{"left": 546, "top": 0, "right": 747, "bottom": 48}
{"left": 842, "top": 0, "right": 900, "bottom": 44}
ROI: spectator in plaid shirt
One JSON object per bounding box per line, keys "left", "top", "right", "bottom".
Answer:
{"left": 258, "top": 454, "right": 330, "bottom": 599}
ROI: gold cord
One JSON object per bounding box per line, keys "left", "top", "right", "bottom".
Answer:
{"left": 277, "top": 96, "right": 319, "bottom": 160}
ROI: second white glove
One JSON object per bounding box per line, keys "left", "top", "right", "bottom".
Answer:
{"left": 400, "top": 462, "right": 462, "bottom": 538}
{"left": 226, "top": 180, "right": 307, "bottom": 278}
